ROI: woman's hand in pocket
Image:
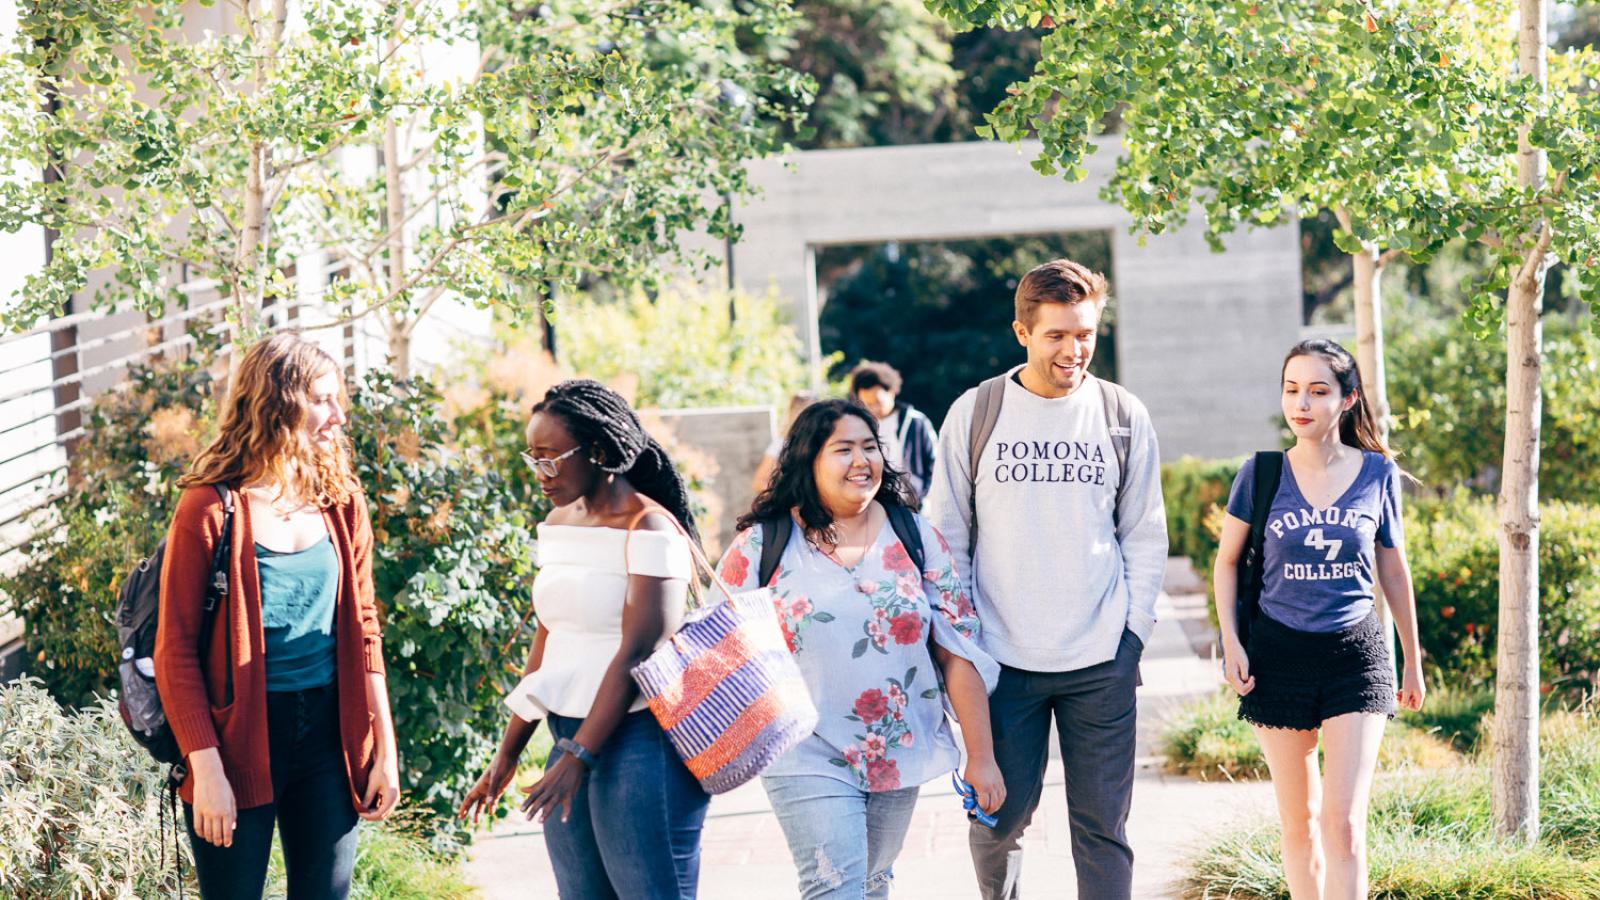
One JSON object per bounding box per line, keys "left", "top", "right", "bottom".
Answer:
{"left": 189, "top": 748, "right": 237, "bottom": 847}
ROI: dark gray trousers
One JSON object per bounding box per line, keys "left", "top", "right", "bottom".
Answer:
{"left": 969, "top": 628, "right": 1142, "bottom": 900}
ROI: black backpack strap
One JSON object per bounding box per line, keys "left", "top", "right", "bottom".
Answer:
{"left": 204, "top": 484, "right": 234, "bottom": 614}
{"left": 1237, "top": 451, "right": 1284, "bottom": 642}
{"left": 758, "top": 515, "right": 792, "bottom": 588}
{"left": 203, "top": 484, "right": 235, "bottom": 707}
{"left": 884, "top": 503, "right": 926, "bottom": 574}
{"left": 1248, "top": 452, "right": 1283, "bottom": 565}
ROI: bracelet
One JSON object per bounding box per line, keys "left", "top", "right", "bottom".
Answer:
{"left": 555, "top": 737, "right": 597, "bottom": 769}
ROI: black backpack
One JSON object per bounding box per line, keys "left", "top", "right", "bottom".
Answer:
{"left": 758, "top": 503, "right": 925, "bottom": 587}
{"left": 1234, "top": 452, "right": 1284, "bottom": 647}
{"left": 116, "top": 484, "right": 235, "bottom": 771}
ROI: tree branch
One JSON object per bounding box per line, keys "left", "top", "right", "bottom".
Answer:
{"left": 299, "top": 145, "right": 622, "bottom": 331}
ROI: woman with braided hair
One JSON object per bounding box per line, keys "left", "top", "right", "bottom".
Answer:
{"left": 459, "top": 379, "right": 710, "bottom": 898}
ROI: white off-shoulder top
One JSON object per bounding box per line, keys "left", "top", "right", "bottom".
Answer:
{"left": 504, "top": 522, "right": 692, "bottom": 721}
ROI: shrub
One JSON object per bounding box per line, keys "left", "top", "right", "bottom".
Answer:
{"left": 554, "top": 288, "right": 812, "bottom": 411}
{"left": 1182, "top": 707, "right": 1600, "bottom": 899}
{"left": 0, "top": 678, "right": 188, "bottom": 898}
{"left": 1407, "top": 495, "right": 1600, "bottom": 687}
{"left": 1160, "top": 456, "right": 1244, "bottom": 586}
{"left": 1159, "top": 689, "right": 1266, "bottom": 781}
{"left": 1386, "top": 312, "right": 1600, "bottom": 503}
{"left": 344, "top": 371, "right": 541, "bottom": 835}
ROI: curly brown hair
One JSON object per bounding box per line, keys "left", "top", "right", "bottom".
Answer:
{"left": 178, "top": 334, "right": 359, "bottom": 507}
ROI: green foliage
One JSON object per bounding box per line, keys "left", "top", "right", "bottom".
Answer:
{"left": 1406, "top": 495, "right": 1600, "bottom": 689}
{"left": 1387, "top": 312, "right": 1600, "bottom": 502}
{"left": 818, "top": 232, "right": 1115, "bottom": 427}
{"left": 924, "top": 0, "right": 1600, "bottom": 331}
{"left": 555, "top": 288, "right": 812, "bottom": 411}
{"left": 1159, "top": 456, "right": 1243, "bottom": 578}
{"left": 0, "top": 345, "right": 221, "bottom": 707}
{"left": 1159, "top": 689, "right": 1266, "bottom": 781}
{"left": 344, "top": 371, "right": 541, "bottom": 834}
{"left": 774, "top": 0, "right": 959, "bottom": 148}
{"left": 0, "top": 678, "right": 188, "bottom": 898}
{"left": 0, "top": 351, "right": 545, "bottom": 837}
{"left": 1397, "top": 685, "right": 1495, "bottom": 755}
{"left": 0, "top": 678, "right": 475, "bottom": 898}
{"left": 0, "top": 0, "right": 809, "bottom": 350}
{"left": 1182, "top": 706, "right": 1600, "bottom": 899}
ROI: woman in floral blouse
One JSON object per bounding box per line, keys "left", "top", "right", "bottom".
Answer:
{"left": 718, "top": 400, "right": 1004, "bottom": 899}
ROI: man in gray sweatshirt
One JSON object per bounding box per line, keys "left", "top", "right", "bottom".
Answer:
{"left": 924, "top": 258, "right": 1167, "bottom": 900}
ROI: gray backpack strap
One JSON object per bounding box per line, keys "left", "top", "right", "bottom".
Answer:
{"left": 1097, "top": 379, "right": 1134, "bottom": 529}
{"left": 966, "top": 375, "right": 1009, "bottom": 546}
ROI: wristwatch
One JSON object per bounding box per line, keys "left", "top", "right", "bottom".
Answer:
{"left": 555, "top": 737, "right": 597, "bottom": 769}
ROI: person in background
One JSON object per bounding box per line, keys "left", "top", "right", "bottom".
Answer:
{"left": 850, "top": 361, "right": 937, "bottom": 501}
{"left": 752, "top": 390, "right": 819, "bottom": 495}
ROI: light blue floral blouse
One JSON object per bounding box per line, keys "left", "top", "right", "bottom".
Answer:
{"left": 716, "top": 509, "right": 999, "bottom": 792}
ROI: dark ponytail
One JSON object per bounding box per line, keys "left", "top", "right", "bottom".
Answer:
{"left": 1282, "top": 339, "right": 1392, "bottom": 460}
{"left": 531, "top": 379, "right": 701, "bottom": 547}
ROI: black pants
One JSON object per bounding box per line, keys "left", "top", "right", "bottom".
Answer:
{"left": 184, "top": 682, "right": 359, "bottom": 900}
{"left": 970, "top": 629, "right": 1144, "bottom": 900}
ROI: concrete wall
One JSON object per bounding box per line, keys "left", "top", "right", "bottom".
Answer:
{"left": 651, "top": 405, "right": 775, "bottom": 558}
{"left": 720, "top": 138, "right": 1304, "bottom": 462}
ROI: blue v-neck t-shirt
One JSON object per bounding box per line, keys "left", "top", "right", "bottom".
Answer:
{"left": 1226, "top": 450, "right": 1404, "bottom": 634}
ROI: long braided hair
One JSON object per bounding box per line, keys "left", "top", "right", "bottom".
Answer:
{"left": 531, "top": 379, "right": 701, "bottom": 546}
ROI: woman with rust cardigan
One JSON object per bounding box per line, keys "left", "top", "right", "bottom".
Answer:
{"left": 154, "top": 335, "right": 399, "bottom": 900}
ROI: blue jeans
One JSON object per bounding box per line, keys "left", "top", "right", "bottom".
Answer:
{"left": 542, "top": 710, "right": 710, "bottom": 899}
{"left": 763, "top": 774, "right": 922, "bottom": 900}
{"left": 184, "top": 682, "right": 359, "bottom": 900}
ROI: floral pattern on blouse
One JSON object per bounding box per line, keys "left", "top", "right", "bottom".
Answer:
{"left": 717, "top": 510, "right": 999, "bottom": 793}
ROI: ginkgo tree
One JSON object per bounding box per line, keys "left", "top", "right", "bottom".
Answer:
{"left": 925, "top": 0, "right": 1600, "bottom": 841}
{"left": 0, "top": 0, "right": 809, "bottom": 375}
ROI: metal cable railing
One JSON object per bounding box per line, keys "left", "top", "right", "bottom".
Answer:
{"left": 0, "top": 291, "right": 367, "bottom": 565}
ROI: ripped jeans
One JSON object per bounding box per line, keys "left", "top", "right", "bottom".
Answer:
{"left": 762, "top": 775, "right": 921, "bottom": 900}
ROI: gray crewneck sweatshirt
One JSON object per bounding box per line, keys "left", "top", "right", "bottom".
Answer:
{"left": 924, "top": 369, "right": 1168, "bottom": 672}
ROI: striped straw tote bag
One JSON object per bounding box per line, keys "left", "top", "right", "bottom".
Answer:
{"left": 627, "top": 511, "right": 818, "bottom": 795}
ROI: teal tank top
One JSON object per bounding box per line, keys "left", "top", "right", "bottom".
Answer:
{"left": 256, "top": 535, "right": 339, "bottom": 691}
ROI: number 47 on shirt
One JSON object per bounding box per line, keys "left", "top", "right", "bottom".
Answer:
{"left": 1303, "top": 528, "right": 1342, "bottom": 561}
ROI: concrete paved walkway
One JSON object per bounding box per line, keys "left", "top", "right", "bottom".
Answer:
{"left": 465, "top": 585, "right": 1276, "bottom": 898}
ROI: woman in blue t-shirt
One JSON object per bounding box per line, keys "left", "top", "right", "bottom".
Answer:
{"left": 1214, "top": 339, "right": 1425, "bottom": 900}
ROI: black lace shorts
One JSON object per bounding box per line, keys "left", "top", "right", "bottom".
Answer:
{"left": 1237, "top": 610, "right": 1396, "bottom": 731}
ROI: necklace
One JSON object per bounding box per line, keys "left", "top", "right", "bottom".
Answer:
{"left": 821, "top": 508, "right": 873, "bottom": 565}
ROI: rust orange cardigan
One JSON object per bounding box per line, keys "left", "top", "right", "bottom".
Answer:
{"left": 153, "top": 485, "right": 388, "bottom": 810}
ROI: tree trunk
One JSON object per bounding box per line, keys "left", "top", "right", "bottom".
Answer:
{"left": 1492, "top": 0, "right": 1547, "bottom": 845}
{"left": 1348, "top": 241, "right": 1396, "bottom": 663}
{"left": 382, "top": 15, "right": 411, "bottom": 379}
{"left": 1350, "top": 245, "right": 1391, "bottom": 446}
